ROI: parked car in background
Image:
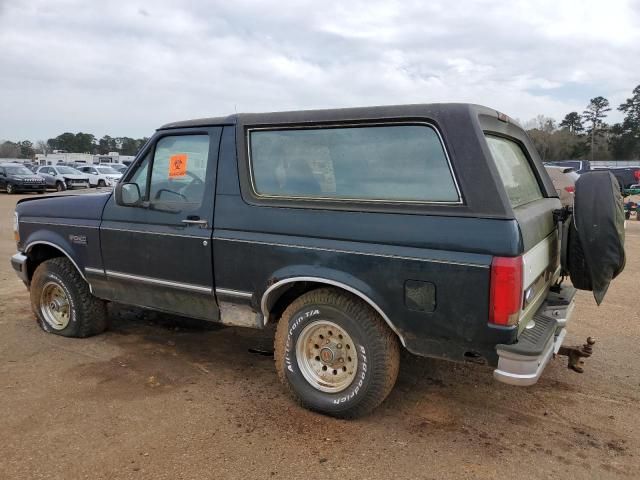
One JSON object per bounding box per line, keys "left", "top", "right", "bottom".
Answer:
{"left": 36, "top": 166, "right": 90, "bottom": 191}
{"left": 543, "top": 165, "right": 579, "bottom": 207}
{"left": 545, "top": 160, "right": 591, "bottom": 174}
{"left": 0, "top": 163, "right": 46, "bottom": 194}
{"left": 76, "top": 165, "right": 122, "bottom": 187}
{"left": 21, "top": 162, "right": 37, "bottom": 171}
{"left": 102, "top": 163, "right": 129, "bottom": 174}
{"left": 607, "top": 167, "right": 640, "bottom": 189}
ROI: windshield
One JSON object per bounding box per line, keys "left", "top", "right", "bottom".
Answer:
{"left": 57, "top": 166, "right": 82, "bottom": 174}
{"left": 5, "top": 166, "right": 33, "bottom": 175}
{"left": 96, "top": 167, "right": 119, "bottom": 174}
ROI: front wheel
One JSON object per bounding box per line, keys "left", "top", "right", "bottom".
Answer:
{"left": 55, "top": 181, "right": 65, "bottom": 192}
{"left": 30, "top": 257, "right": 108, "bottom": 337}
{"left": 97, "top": 180, "right": 106, "bottom": 187}
{"left": 274, "top": 288, "right": 400, "bottom": 418}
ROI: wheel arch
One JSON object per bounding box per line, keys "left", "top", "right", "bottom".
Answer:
{"left": 24, "top": 240, "right": 88, "bottom": 285}
{"left": 261, "top": 275, "right": 406, "bottom": 347}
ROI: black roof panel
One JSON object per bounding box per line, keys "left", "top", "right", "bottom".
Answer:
{"left": 159, "top": 103, "right": 504, "bottom": 130}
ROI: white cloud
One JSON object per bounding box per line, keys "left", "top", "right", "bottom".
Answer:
{"left": 0, "top": 0, "right": 638, "bottom": 141}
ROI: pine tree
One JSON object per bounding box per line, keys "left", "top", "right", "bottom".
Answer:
{"left": 559, "top": 112, "right": 584, "bottom": 133}
{"left": 582, "top": 97, "right": 611, "bottom": 160}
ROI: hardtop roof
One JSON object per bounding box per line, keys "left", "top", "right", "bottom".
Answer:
{"left": 159, "top": 103, "right": 508, "bottom": 130}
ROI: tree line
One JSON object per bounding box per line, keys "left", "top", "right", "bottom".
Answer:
{"left": 524, "top": 84, "right": 640, "bottom": 162}
{"left": 2, "top": 85, "right": 639, "bottom": 162}
{"left": 0, "top": 134, "right": 149, "bottom": 159}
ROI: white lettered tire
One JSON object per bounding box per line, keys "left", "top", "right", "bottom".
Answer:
{"left": 274, "top": 288, "right": 400, "bottom": 418}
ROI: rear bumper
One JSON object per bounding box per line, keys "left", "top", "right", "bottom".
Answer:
{"left": 10, "top": 252, "right": 29, "bottom": 284}
{"left": 493, "top": 285, "right": 576, "bottom": 386}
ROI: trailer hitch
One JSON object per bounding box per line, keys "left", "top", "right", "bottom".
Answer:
{"left": 557, "top": 337, "right": 595, "bottom": 373}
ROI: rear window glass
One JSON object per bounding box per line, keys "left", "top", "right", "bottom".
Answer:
{"left": 249, "top": 124, "right": 460, "bottom": 203}
{"left": 485, "top": 135, "right": 542, "bottom": 208}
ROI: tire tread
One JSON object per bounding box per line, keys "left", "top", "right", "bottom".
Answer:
{"left": 274, "top": 287, "right": 399, "bottom": 418}
{"left": 31, "top": 257, "right": 107, "bottom": 337}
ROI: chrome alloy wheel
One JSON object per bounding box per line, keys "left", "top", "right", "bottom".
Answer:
{"left": 40, "top": 281, "right": 71, "bottom": 330}
{"left": 296, "top": 320, "right": 358, "bottom": 393}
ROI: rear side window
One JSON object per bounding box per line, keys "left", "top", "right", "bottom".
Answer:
{"left": 249, "top": 124, "right": 460, "bottom": 203}
{"left": 485, "top": 135, "right": 542, "bottom": 208}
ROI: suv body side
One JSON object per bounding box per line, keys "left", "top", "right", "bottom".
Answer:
{"left": 15, "top": 104, "right": 559, "bottom": 367}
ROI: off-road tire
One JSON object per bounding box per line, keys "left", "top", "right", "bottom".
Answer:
{"left": 30, "top": 257, "right": 108, "bottom": 337}
{"left": 274, "top": 288, "right": 400, "bottom": 418}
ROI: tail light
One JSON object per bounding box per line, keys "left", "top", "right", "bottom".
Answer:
{"left": 489, "top": 256, "right": 523, "bottom": 326}
{"left": 564, "top": 185, "right": 575, "bottom": 193}
{"left": 634, "top": 170, "right": 640, "bottom": 181}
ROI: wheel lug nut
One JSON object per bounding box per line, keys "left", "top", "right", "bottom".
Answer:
{"left": 336, "top": 343, "right": 342, "bottom": 349}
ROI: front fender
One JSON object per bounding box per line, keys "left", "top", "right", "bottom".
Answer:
{"left": 22, "top": 229, "right": 88, "bottom": 281}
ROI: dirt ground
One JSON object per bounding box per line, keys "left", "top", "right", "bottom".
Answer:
{"left": 1, "top": 193, "right": 639, "bottom": 480}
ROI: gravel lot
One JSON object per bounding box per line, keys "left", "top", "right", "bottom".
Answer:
{"left": 1, "top": 192, "right": 639, "bottom": 479}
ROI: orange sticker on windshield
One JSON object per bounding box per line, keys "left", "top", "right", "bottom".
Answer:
{"left": 169, "top": 154, "right": 188, "bottom": 177}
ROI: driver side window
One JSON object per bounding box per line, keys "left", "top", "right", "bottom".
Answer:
{"left": 141, "top": 135, "right": 210, "bottom": 211}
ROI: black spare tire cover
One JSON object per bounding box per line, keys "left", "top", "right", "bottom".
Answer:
{"left": 567, "top": 171, "right": 625, "bottom": 304}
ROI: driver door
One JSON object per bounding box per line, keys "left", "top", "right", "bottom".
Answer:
{"left": 99, "top": 127, "right": 222, "bottom": 321}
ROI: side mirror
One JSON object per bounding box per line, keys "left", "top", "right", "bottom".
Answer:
{"left": 115, "top": 182, "right": 141, "bottom": 206}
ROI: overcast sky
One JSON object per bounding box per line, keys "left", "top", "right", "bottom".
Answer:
{"left": 1, "top": 0, "right": 639, "bottom": 142}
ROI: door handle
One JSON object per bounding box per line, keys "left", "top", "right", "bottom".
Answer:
{"left": 181, "top": 219, "right": 209, "bottom": 228}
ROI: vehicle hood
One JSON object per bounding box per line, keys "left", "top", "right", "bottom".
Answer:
{"left": 16, "top": 191, "right": 112, "bottom": 220}
{"left": 11, "top": 174, "right": 45, "bottom": 181}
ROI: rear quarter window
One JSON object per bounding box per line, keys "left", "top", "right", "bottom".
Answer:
{"left": 485, "top": 135, "right": 543, "bottom": 208}
{"left": 249, "top": 124, "right": 461, "bottom": 203}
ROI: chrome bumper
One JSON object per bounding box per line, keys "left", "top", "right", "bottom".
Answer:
{"left": 494, "top": 286, "right": 576, "bottom": 386}
{"left": 10, "top": 252, "right": 29, "bottom": 284}
{"left": 494, "top": 327, "right": 567, "bottom": 386}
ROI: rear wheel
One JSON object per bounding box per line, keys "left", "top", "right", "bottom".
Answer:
{"left": 30, "top": 257, "right": 108, "bottom": 337}
{"left": 6, "top": 183, "right": 15, "bottom": 194}
{"left": 274, "top": 288, "right": 400, "bottom": 418}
